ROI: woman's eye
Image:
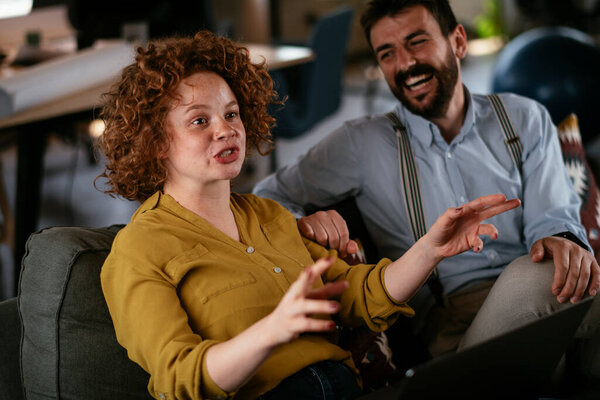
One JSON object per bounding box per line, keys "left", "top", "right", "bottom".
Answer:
{"left": 226, "top": 111, "right": 238, "bottom": 120}
{"left": 192, "top": 117, "right": 207, "bottom": 125}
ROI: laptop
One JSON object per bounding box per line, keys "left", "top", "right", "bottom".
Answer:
{"left": 358, "top": 297, "right": 594, "bottom": 399}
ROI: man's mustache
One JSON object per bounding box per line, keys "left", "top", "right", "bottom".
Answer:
{"left": 394, "top": 64, "right": 437, "bottom": 88}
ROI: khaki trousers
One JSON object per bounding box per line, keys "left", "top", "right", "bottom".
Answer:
{"left": 419, "top": 255, "right": 600, "bottom": 382}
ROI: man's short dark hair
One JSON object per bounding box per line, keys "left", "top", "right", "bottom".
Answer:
{"left": 361, "top": 0, "right": 458, "bottom": 46}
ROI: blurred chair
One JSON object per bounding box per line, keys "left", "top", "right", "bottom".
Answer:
{"left": 491, "top": 26, "right": 600, "bottom": 143}
{"left": 270, "top": 6, "right": 354, "bottom": 141}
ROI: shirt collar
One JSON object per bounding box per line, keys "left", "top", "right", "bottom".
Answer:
{"left": 459, "top": 87, "right": 475, "bottom": 140}
{"left": 393, "top": 103, "right": 435, "bottom": 147}
{"left": 392, "top": 85, "right": 475, "bottom": 148}
{"left": 132, "top": 191, "right": 160, "bottom": 218}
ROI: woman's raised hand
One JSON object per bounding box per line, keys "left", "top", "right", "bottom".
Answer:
{"left": 425, "top": 194, "right": 521, "bottom": 261}
{"left": 204, "top": 257, "right": 348, "bottom": 391}
{"left": 265, "top": 257, "right": 348, "bottom": 346}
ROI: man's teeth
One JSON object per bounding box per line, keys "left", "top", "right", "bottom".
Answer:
{"left": 218, "top": 149, "right": 233, "bottom": 157}
{"left": 405, "top": 74, "right": 432, "bottom": 88}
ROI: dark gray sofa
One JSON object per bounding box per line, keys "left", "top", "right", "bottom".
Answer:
{"left": 0, "top": 225, "right": 152, "bottom": 399}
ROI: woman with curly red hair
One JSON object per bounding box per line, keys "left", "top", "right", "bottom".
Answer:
{"left": 98, "top": 30, "right": 519, "bottom": 399}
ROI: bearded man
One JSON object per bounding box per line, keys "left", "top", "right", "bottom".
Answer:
{"left": 254, "top": 0, "right": 600, "bottom": 388}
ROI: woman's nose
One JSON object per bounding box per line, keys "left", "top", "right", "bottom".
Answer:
{"left": 214, "top": 117, "right": 236, "bottom": 140}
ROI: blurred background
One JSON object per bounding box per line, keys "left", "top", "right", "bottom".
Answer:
{"left": 0, "top": 0, "right": 599, "bottom": 299}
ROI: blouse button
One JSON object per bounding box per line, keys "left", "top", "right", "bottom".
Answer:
{"left": 273, "top": 267, "right": 282, "bottom": 274}
{"left": 246, "top": 246, "right": 255, "bottom": 254}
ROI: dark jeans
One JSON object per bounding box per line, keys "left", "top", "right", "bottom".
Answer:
{"left": 258, "top": 360, "right": 363, "bottom": 400}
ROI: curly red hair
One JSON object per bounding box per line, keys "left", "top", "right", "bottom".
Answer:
{"left": 97, "top": 30, "right": 277, "bottom": 202}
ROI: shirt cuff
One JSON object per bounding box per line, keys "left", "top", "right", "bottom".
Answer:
{"left": 378, "top": 260, "right": 415, "bottom": 316}
{"left": 200, "top": 344, "right": 238, "bottom": 400}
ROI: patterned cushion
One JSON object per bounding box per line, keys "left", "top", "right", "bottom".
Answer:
{"left": 557, "top": 114, "right": 600, "bottom": 261}
{"left": 338, "top": 325, "right": 402, "bottom": 391}
{"left": 337, "top": 240, "right": 403, "bottom": 391}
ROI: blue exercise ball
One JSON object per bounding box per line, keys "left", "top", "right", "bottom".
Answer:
{"left": 492, "top": 26, "right": 600, "bottom": 142}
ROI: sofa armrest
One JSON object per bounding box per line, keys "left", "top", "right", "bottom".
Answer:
{"left": 19, "top": 225, "right": 151, "bottom": 399}
{"left": 0, "top": 297, "right": 24, "bottom": 400}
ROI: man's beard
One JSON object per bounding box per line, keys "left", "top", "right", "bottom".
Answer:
{"left": 391, "top": 45, "right": 459, "bottom": 119}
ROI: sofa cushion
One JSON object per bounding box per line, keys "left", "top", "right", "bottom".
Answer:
{"left": 18, "top": 225, "right": 151, "bottom": 400}
{"left": 557, "top": 114, "right": 600, "bottom": 261}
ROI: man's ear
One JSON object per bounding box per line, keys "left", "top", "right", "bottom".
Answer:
{"left": 451, "top": 24, "right": 468, "bottom": 59}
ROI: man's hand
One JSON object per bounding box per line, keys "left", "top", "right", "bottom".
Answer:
{"left": 298, "top": 210, "right": 360, "bottom": 262}
{"left": 530, "top": 236, "right": 600, "bottom": 303}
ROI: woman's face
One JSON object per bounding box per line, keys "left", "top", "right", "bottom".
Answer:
{"left": 163, "top": 71, "right": 246, "bottom": 194}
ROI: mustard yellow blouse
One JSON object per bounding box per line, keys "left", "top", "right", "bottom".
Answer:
{"left": 101, "top": 192, "right": 414, "bottom": 400}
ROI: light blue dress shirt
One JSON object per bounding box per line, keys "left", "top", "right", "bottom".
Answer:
{"left": 253, "top": 90, "right": 588, "bottom": 310}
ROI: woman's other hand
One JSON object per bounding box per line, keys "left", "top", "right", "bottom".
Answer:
{"left": 265, "top": 257, "right": 349, "bottom": 345}
{"left": 383, "top": 194, "right": 521, "bottom": 303}
{"left": 425, "top": 194, "right": 521, "bottom": 262}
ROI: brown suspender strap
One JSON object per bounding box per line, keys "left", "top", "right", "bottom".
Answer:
{"left": 488, "top": 94, "right": 523, "bottom": 172}
{"left": 385, "top": 112, "right": 445, "bottom": 307}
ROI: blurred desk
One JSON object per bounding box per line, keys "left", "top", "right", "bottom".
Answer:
{"left": 0, "top": 43, "right": 313, "bottom": 296}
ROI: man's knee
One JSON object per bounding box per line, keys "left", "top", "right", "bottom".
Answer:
{"left": 459, "top": 255, "right": 561, "bottom": 349}
{"left": 494, "top": 255, "right": 600, "bottom": 338}
{"left": 481, "top": 255, "right": 560, "bottom": 316}
{"left": 491, "top": 255, "right": 557, "bottom": 309}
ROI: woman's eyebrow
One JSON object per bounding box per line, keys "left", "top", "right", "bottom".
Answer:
{"left": 181, "top": 104, "right": 209, "bottom": 114}
{"left": 181, "top": 100, "right": 239, "bottom": 114}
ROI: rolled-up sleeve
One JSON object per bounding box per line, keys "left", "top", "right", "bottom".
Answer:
{"left": 303, "top": 238, "right": 414, "bottom": 332}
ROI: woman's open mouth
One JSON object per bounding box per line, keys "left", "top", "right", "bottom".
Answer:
{"left": 214, "top": 147, "right": 240, "bottom": 163}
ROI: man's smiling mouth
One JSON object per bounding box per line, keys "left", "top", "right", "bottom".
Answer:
{"left": 404, "top": 73, "right": 434, "bottom": 90}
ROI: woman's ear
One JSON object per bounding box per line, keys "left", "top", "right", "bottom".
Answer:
{"left": 451, "top": 24, "right": 468, "bottom": 60}
{"left": 158, "top": 128, "right": 171, "bottom": 159}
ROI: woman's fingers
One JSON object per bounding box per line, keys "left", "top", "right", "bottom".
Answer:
{"left": 272, "top": 257, "right": 345, "bottom": 343}
{"left": 464, "top": 194, "right": 508, "bottom": 210}
{"left": 297, "top": 298, "right": 340, "bottom": 315}
{"left": 290, "top": 257, "right": 334, "bottom": 297}
{"left": 308, "top": 281, "right": 349, "bottom": 300}
{"left": 289, "top": 317, "right": 336, "bottom": 333}
{"left": 477, "top": 224, "right": 498, "bottom": 240}
{"left": 449, "top": 195, "right": 520, "bottom": 224}
{"left": 478, "top": 198, "right": 521, "bottom": 220}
